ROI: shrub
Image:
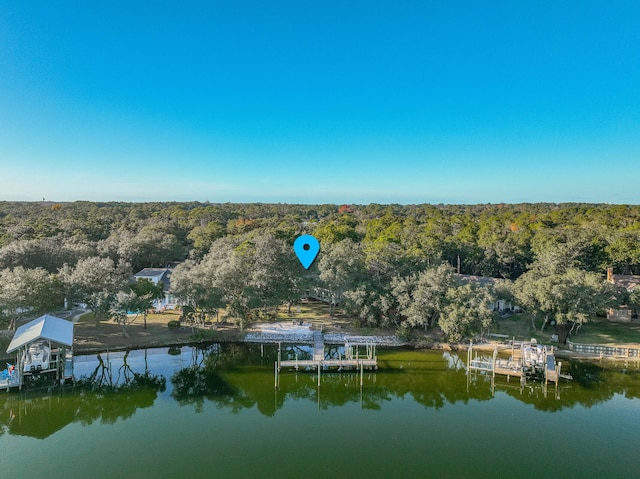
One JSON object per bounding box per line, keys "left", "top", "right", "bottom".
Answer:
{"left": 396, "top": 324, "right": 412, "bottom": 341}
{"left": 167, "top": 320, "right": 181, "bottom": 329}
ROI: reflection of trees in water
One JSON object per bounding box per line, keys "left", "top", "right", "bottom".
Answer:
{"left": 280, "top": 344, "right": 312, "bottom": 361}
{"left": 274, "top": 372, "right": 392, "bottom": 411}
{"left": 569, "top": 361, "right": 640, "bottom": 402}
{"left": 169, "top": 345, "right": 640, "bottom": 417}
{"left": 171, "top": 343, "right": 391, "bottom": 415}
{"left": 0, "top": 349, "right": 166, "bottom": 439}
{"left": 5, "top": 345, "right": 636, "bottom": 439}
{"left": 0, "top": 345, "right": 639, "bottom": 443}
{"left": 465, "top": 358, "right": 640, "bottom": 412}
{"left": 171, "top": 366, "right": 237, "bottom": 413}
{"left": 171, "top": 343, "right": 260, "bottom": 414}
{"left": 77, "top": 350, "right": 166, "bottom": 390}
{"left": 569, "top": 361, "right": 605, "bottom": 389}
{"left": 170, "top": 345, "right": 488, "bottom": 415}
{"left": 70, "top": 349, "right": 167, "bottom": 426}
{"left": 74, "top": 376, "right": 166, "bottom": 426}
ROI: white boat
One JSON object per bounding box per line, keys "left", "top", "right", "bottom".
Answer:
{"left": 522, "top": 340, "right": 544, "bottom": 368}
{"left": 23, "top": 341, "right": 51, "bottom": 373}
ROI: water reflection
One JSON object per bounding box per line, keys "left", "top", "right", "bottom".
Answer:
{"left": 0, "top": 363, "right": 165, "bottom": 439}
{"left": 170, "top": 344, "right": 640, "bottom": 415}
{"left": 1, "top": 344, "right": 639, "bottom": 440}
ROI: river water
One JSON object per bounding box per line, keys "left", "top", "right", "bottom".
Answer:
{"left": 1, "top": 344, "right": 639, "bottom": 478}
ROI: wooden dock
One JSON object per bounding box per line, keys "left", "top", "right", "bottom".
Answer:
{"left": 467, "top": 341, "right": 564, "bottom": 387}
{"left": 275, "top": 334, "right": 377, "bottom": 388}
{"left": 2, "top": 347, "right": 74, "bottom": 391}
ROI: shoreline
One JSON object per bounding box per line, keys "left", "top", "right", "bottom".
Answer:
{"left": 3, "top": 318, "right": 637, "bottom": 363}
{"left": 68, "top": 332, "right": 639, "bottom": 363}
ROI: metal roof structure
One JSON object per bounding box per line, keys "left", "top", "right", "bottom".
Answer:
{"left": 134, "top": 268, "right": 170, "bottom": 278}
{"left": 6, "top": 314, "right": 74, "bottom": 353}
{"left": 133, "top": 267, "right": 172, "bottom": 292}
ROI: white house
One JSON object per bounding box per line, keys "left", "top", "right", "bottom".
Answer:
{"left": 132, "top": 268, "right": 179, "bottom": 311}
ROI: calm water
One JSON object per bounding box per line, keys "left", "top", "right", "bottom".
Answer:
{"left": 1, "top": 344, "right": 639, "bottom": 479}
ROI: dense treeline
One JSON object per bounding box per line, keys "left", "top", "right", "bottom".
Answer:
{"left": 1, "top": 201, "right": 639, "bottom": 339}
{"left": 1, "top": 201, "right": 639, "bottom": 276}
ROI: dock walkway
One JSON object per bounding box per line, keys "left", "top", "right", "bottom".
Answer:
{"left": 313, "top": 330, "right": 324, "bottom": 362}
{"left": 275, "top": 331, "right": 378, "bottom": 388}
{"left": 467, "top": 341, "right": 564, "bottom": 387}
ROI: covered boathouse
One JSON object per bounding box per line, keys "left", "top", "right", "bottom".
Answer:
{"left": 2, "top": 314, "right": 74, "bottom": 390}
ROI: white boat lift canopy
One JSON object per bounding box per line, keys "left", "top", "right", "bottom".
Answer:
{"left": 7, "top": 314, "right": 74, "bottom": 353}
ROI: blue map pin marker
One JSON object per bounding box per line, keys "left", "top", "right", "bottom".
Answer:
{"left": 293, "top": 234, "right": 320, "bottom": 269}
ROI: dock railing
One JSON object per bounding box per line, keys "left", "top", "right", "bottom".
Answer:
{"left": 567, "top": 341, "right": 640, "bottom": 360}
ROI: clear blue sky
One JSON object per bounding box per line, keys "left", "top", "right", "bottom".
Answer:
{"left": 1, "top": 1, "right": 638, "bottom": 204}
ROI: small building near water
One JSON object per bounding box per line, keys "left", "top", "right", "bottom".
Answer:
{"left": 606, "top": 269, "right": 640, "bottom": 322}
{"left": 2, "top": 314, "right": 74, "bottom": 390}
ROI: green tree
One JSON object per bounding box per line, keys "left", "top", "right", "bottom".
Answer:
{"left": 606, "top": 231, "right": 640, "bottom": 275}
{"left": 514, "top": 266, "right": 617, "bottom": 339}
{"left": 129, "top": 278, "right": 165, "bottom": 329}
{"left": 250, "top": 234, "right": 300, "bottom": 314}
{"left": 213, "top": 240, "right": 258, "bottom": 327}
{"left": 393, "top": 263, "right": 457, "bottom": 331}
{"left": 187, "top": 222, "right": 225, "bottom": 259}
{"left": 438, "top": 283, "right": 495, "bottom": 342}
{"left": 170, "top": 259, "right": 224, "bottom": 327}
{"left": 318, "top": 239, "right": 366, "bottom": 316}
{"left": 313, "top": 221, "right": 358, "bottom": 245}
{"left": 59, "top": 257, "right": 128, "bottom": 327}
{"left": 0, "top": 267, "right": 62, "bottom": 330}
{"left": 109, "top": 291, "right": 141, "bottom": 337}
{"left": 0, "top": 236, "right": 94, "bottom": 273}
{"left": 131, "top": 225, "right": 185, "bottom": 270}
{"left": 342, "top": 282, "right": 397, "bottom": 328}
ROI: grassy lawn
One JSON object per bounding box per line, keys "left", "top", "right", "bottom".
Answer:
{"left": 274, "top": 299, "right": 333, "bottom": 321}
{"left": 77, "top": 311, "right": 111, "bottom": 323}
{"left": 491, "top": 313, "right": 640, "bottom": 346}
{"left": 73, "top": 302, "right": 359, "bottom": 334}
{"left": 571, "top": 321, "right": 640, "bottom": 345}
{"left": 77, "top": 310, "right": 181, "bottom": 324}
{"left": 491, "top": 314, "right": 541, "bottom": 342}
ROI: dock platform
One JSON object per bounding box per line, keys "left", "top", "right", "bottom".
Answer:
{"left": 467, "top": 341, "right": 564, "bottom": 387}
{"left": 0, "top": 372, "right": 21, "bottom": 391}
{"left": 275, "top": 334, "right": 378, "bottom": 388}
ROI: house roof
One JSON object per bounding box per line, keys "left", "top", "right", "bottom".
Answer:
{"left": 7, "top": 314, "right": 74, "bottom": 353}
{"left": 612, "top": 275, "right": 640, "bottom": 292}
{"left": 133, "top": 267, "right": 172, "bottom": 292}
{"left": 133, "top": 268, "right": 170, "bottom": 278}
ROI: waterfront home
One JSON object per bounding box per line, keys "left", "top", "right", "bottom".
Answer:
{"left": 133, "top": 267, "right": 179, "bottom": 311}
